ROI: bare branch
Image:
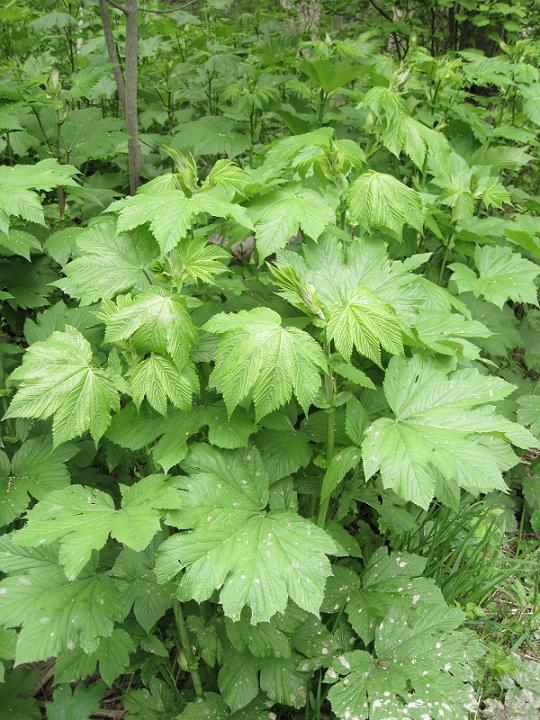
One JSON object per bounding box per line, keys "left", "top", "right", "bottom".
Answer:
{"left": 105, "top": 0, "right": 127, "bottom": 13}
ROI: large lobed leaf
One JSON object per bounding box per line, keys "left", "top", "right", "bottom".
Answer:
{"left": 155, "top": 444, "right": 337, "bottom": 623}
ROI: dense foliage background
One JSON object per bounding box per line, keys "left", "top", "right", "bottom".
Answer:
{"left": 0, "top": 1, "right": 539, "bottom": 718}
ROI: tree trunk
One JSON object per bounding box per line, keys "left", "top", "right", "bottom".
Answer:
{"left": 99, "top": 0, "right": 141, "bottom": 194}
{"left": 124, "top": 0, "right": 142, "bottom": 194}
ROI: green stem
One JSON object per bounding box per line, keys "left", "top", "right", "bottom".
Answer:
{"left": 317, "top": 341, "right": 336, "bottom": 528}
{"left": 438, "top": 232, "right": 454, "bottom": 284}
{"left": 317, "top": 88, "right": 327, "bottom": 125}
{"left": 173, "top": 600, "right": 203, "bottom": 697}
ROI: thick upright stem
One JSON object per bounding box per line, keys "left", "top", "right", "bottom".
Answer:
{"left": 173, "top": 600, "right": 203, "bottom": 697}
{"left": 124, "top": 0, "right": 142, "bottom": 193}
{"left": 317, "top": 341, "right": 336, "bottom": 528}
{"left": 99, "top": 0, "right": 126, "bottom": 110}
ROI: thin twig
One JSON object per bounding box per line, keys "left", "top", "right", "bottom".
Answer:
{"left": 33, "top": 664, "right": 55, "bottom": 696}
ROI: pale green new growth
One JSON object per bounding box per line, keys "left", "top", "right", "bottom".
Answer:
{"left": 347, "top": 170, "right": 423, "bottom": 236}
{"left": 102, "top": 289, "right": 198, "bottom": 363}
{"left": 205, "top": 307, "right": 327, "bottom": 421}
{"left": 129, "top": 355, "right": 199, "bottom": 414}
{"left": 5, "top": 326, "right": 122, "bottom": 446}
{"left": 249, "top": 184, "right": 337, "bottom": 259}
{"left": 109, "top": 185, "right": 253, "bottom": 254}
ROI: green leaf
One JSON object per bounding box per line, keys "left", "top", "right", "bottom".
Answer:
{"left": 205, "top": 307, "right": 326, "bottom": 421}
{"left": 0, "top": 159, "right": 77, "bottom": 233}
{"left": 129, "top": 355, "right": 199, "bottom": 414}
{"left": 327, "top": 285, "right": 404, "bottom": 365}
{"left": 326, "top": 605, "right": 482, "bottom": 720}
{"left": 362, "top": 354, "right": 536, "bottom": 509}
{"left": 0, "top": 669, "right": 40, "bottom": 720}
{"left": 203, "top": 406, "right": 256, "bottom": 450}
{"left": 56, "top": 221, "right": 157, "bottom": 304}
{"left": 15, "top": 474, "right": 182, "bottom": 578}
{"left": 218, "top": 648, "right": 259, "bottom": 711}
{"left": 321, "top": 446, "right": 361, "bottom": 503}
{"left": 5, "top": 326, "right": 122, "bottom": 446}
{"left": 177, "top": 237, "right": 230, "bottom": 284}
{"left": 249, "top": 184, "right": 337, "bottom": 259}
{"left": 256, "top": 422, "right": 312, "bottom": 482}
{"left": 457, "top": 294, "right": 521, "bottom": 358}
{"left": 347, "top": 171, "right": 423, "bottom": 236}
{"left": 0, "top": 543, "right": 124, "bottom": 662}
{"left": 0, "top": 627, "right": 16, "bottom": 682}
{"left": 299, "top": 58, "right": 363, "bottom": 93}
{"left": 171, "top": 116, "right": 251, "bottom": 158}
{"left": 0, "top": 437, "right": 75, "bottom": 527}
{"left": 0, "top": 229, "right": 41, "bottom": 259}
{"left": 411, "top": 309, "right": 491, "bottom": 360}
{"left": 179, "top": 693, "right": 270, "bottom": 719}
{"left": 275, "top": 236, "right": 427, "bottom": 332}
{"left": 102, "top": 289, "right": 198, "bottom": 364}
{"left": 225, "top": 615, "right": 291, "bottom": 659}
{"left": 155, "top": 444, "right": 336, "bottom": 623}
{"left": 111, "top": 547, "right": 173, "bottom": 632}
{"left": 450, "top": 246, "right": 539, "bottom": 308}
{"left": 109, "top": 187, "right": 252, "bottom": 254}
{"left": 345, "top": 547, "right": 446, "bottom": 644}
{"left": 45, "top": 682, "right": 104, "bottom": 720}
{"left": 54, "top": 629, "right": 135, "bottom": 687}
{"left": 517, "top": 395, "right": 540, "bottom": 439}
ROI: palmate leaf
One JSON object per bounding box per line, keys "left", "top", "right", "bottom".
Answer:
{"left": 205, "top": 307, "right": 326, "bottom": 421}
{"left": 347, "top": 171, "right": 423, "bottom": 237}
{"left": 56, "top": 221, "right": 157, "bottom": 304}
{"left": 248, "top": 183, "right": 338, "bottom": 259}
{"left": 362, "top": 354, "right": 537, "bottom": 509}
{"left": 155, "top": 444, "right": 337, "bottom": 624}
{"left": 410, "top": 309, "right": 492, "bottom": 361}
{"left": 102, "top": 289, "right": 198, "bottom": 363}
{"left": 298, "top": 58, "right": 363, "bottom": 93}
{"left": 325, "top": 604, "right": 483, "bottom": 720}
{"left": 109, "top": 185, "right": 253, "bottom": 254}
{"left": 327, "top": 285, "right": 403, "bottom": 365}
{"left": 0, "top": 670, "right": 40, "bottom": 720}
{"left": 5, "top": 326, "right": 122, "bottom": 446}
{"left": 45, "top": 682, "right": 104, "bottom": 720}
{"left": 170, "top": 115, "right": 251, "bottom": 158}
{"left": 450, "top": 245, "right": 540, "bottom": 309}
{"left": 111, "top": 547, "right": 173, "bottom": 632}
{"left": 129, "top": 355, "right": 199, "bottom": 414}
{"left": 0, "top": 537, "right": 125, "bottom": 663}
{"left": 517, "top": 395, "right": 540, "bottom": 439}
{"left": 179, "top": 693, "right": 271, "bottom": 720}
{"left": 0, "top": 437, "right": 76, "bottom": 527}
{"left": 274, "top": 236, "right": 427, "bottom": 362}
{"left": 345, "top": 547, "right": 446, "bottom": 645}
{"left": 218, "top": 646, "right": 308, "bottom": 711}
{"left": 0, "top": 159, "right": 78, "bottom": 234}
{"left": 54, "top": 629, "right": 135, "bottom": 687}
{"left": 15, "top": 474, "right": 182, "bottom": 578}
{"left": 177, "top": 236, "right": 230, "bottom": 284}
{"left": 361, "top": 88, "right": 450, "bottom": 170}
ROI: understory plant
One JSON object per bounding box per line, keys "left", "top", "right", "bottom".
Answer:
{"left": 0, "top": 2, "right": 539, "bottom": 719}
